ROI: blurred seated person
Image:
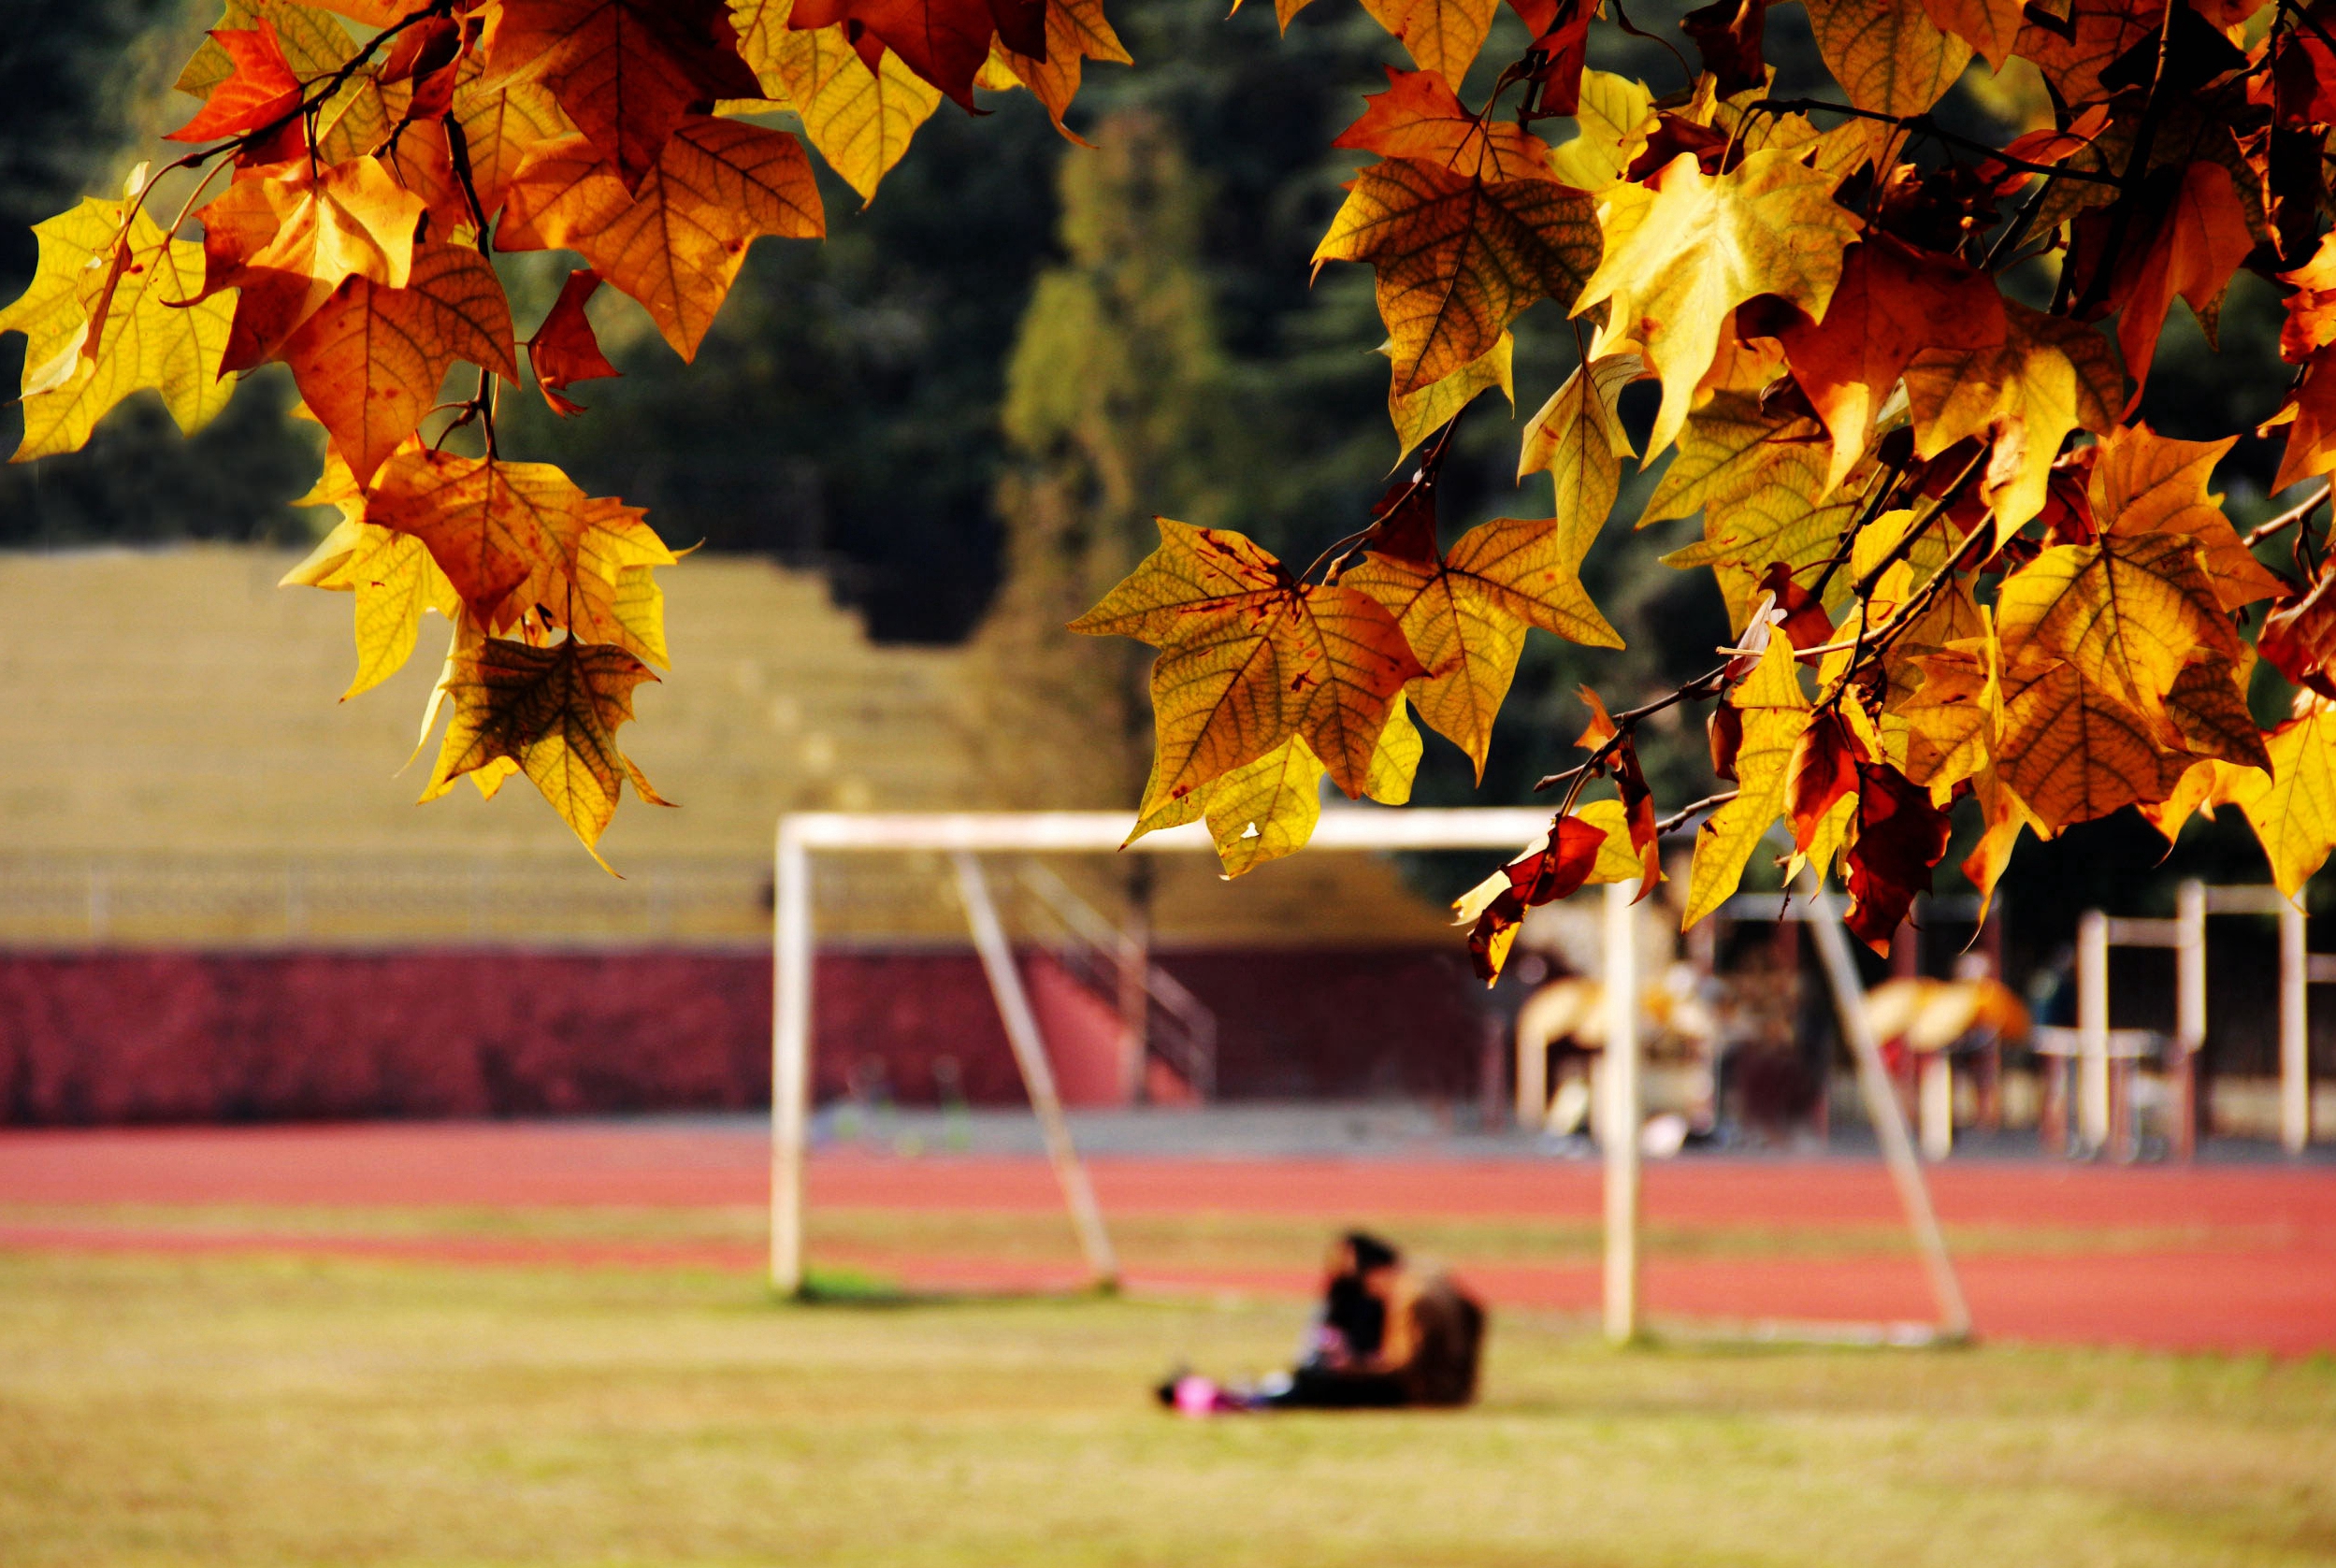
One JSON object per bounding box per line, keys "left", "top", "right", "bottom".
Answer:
{"left": 1159, "top": 1231, "right": 1484, "bottom": 1413}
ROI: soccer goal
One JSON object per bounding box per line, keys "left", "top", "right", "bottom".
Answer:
{"left": 768, "top": 809, "right": 1969, "bottom": 1345}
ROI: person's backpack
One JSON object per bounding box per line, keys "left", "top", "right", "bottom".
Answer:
{"left": 1398, "top": 1273, "right": 1486, "bottom": 1407}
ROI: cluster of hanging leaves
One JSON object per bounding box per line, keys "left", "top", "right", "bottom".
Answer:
{"left": 14, "top": 0, "right": 2336, "bottom": 948}
{"left": 0, "top": 0, "right": 1121, "bottom": 864}
{"left": 1066, "top": 0, "right": 2336, "bottom": 978}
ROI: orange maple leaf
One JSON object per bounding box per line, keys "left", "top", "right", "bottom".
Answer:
{"left": 527, "top": 268, "right": 622, "bottom": 416}
{"left": 1312, "top": 157, "right": 1599, "bottom": 397}
{"left": 989, "top": 0, "right": 1133, "bottom": 140}
{"left": 166, "top": 22, "right": 301, "bottom": 144}
{"left": 198, "top": 155, "right": 429, "bottom": 372}
{"left": 1342, "top": 499, "right": 1621, "bottom": 779}
{"left": 488, "top": 0, "right": 761, "bottom": 191}
{"left": 498, "top": 116, "right": 824, "bottom": 361}
{"left": 1779, "top": 236, "right": 2005, "bottom": 493}
{"left": 2086, "top": 160, "right": 2254, "bottom": 406}
{"left": 2278, "top": 231, "right": 2336, "bottom": 365}
{"left": 281, "top": 242, "right": 520, "bottom": 486}
{"left": 1332, "top": 67, "right": 1559, "bottom": 181}
{"left": 367, "top": 450, "right": 675, "bottom": 663}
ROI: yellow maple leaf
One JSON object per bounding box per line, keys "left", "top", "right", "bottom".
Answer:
{"left": 499, "top": 114, "right": 825, "bottom": 361}
{"left": 733, "top": 0, "right": 942, "bottom": 201}
{"left": 2087, "top": 424, "right": 2284, "bottom": 611}
{"left": 2141, "top": 755, "right": 2259, "bottom": 845}
{"left": 1313, "top": 158, "right": 1600, "bottom": 397}
{"left": 1389, "top": 331, "right": 1512, "bottom": 462}
{"left": 1684, "top": 635, "right": 1810, "bottom": 928}
{"left": 1894, "top": 629, "right": 2000, "bottom": 794}
{"left": 1132, "top": 695, "right": 1420, "bottom": 872}
{"left": 1994, "top": 489, "right": 2242, "bottom": 742}
{"left": 1519, "top": 348, "right": 1639, "bottom": 480}
{"left": 422, "top": 636, "right": 673, "bottom": 865}
{"left": 2230, "top": 695, "right": 2336, "bottom": 899}
{"left": 0, "top": 197, "right": 238, "bottom": 461}
{"left": 1343, "top": 473, "right": 1623, "bottom": 779}
{"left": 281, "top": 513, "right": 463, "bottom": 698}
{"left": 1574, "top": 797, "right": 1653, "bottom": 887}
{"left": 1073, "top": 519, "right": 1427, "bottom": 820}
{"left": 1639, "top": 388, "right": 1823, "bottom": 526}
{"left": 1546, "top": 70, "right": 1656, "bottom": 194}
{"left": 1573, "top": 148, "right": 1861, "bottom": 457}
{"left": 1902, "top": 298, "right": 2120, "bottom": 541}
{"left": 1962, "top": 765, "right": 2040, "bottom": 921}
{"left": 1357, "top": 0, "right": 1498, "bottom": 90}
{"left": 1662, "top": 439, "right": 1865, "bottom": 631}
{"left": 1803, "top": 0, "right": 1973, "bottom": 116}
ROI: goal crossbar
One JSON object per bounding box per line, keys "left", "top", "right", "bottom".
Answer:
{"left": 770, "top": 809, "right": 1968, "bottom": 1345}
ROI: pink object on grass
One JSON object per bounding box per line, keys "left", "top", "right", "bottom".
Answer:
{"left": 1173, "top": 1375, "right": 1221, "bottom": 1417}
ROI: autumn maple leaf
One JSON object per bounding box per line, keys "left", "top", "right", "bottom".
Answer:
{"left": 497, "top": 116, "right": 825, "bottom": 361}
{"left": 1071, "top": 519, "right": 1427, "bottom": 823}
{"left": 488, "top": 0, "right": 761, "bottom": 191}
{"left": 281, "top": 242, "right": 519, "bottom": 485}
{"left": 166, "top": 22, "right": 301, "bottom": 145}
{"left": 1314, "top": 157, "right": 1599, "bottom": 398}
{"left": 526, "top": 268, "right": 623, "bottom": 416}
{"left": 1333, "top": 67, "right": 1557, "bottom": 180}
{"left": 0, "top": 198, "right": 237, "bottom": 462}
{"left": 423, "top": 636, "right": 674, "bottom": 865}
{"left": 733, "top": 0, "right": 944, "bottom": 201}
{"left": 787, "top": 0, "right": 1044, "bottom": 108}
{"left": 1572, "top": 148, "right": 1860, "bottom": 456}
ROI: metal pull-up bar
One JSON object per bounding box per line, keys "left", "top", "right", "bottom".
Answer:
{"left": 2062, "top": 883, "right": 2319, "bottom": 1160}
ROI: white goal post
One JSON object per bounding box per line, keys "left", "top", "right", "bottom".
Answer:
{"left": 769, "top": 809, "right": 1968, "bottom": 1344}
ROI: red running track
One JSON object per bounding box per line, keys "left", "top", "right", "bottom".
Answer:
{"left": 0, "top": 1124, "right": 2329, "bottom": 1356}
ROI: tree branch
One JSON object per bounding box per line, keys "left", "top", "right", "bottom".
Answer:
{"left": 2243, "top": 477, "right": 2332, "bottom": 548}
{"left": 1751, "top": 98, "right": 2125, "bottom": 185}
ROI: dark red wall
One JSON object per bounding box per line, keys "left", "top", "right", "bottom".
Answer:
{"left": 0, "top": 947, "right": 1490, "bottom": 1124}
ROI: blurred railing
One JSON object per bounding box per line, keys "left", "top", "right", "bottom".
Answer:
{"left": 0, "top": 854, "right": 774, "bottom": 949}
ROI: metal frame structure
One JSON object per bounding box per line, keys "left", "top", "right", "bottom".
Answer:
{"left": 769, "top": 810, "right": 1968, "bottom": 1347}
{"left": 2046, "top": 884, "right": 2322, "bottom": 1159}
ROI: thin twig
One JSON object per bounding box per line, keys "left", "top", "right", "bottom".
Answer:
{"left": 1804, "top": 453, "right": 1914, "bottom": 603}
{"left": 1608, "top": 0, "right": 1695, "bottom": 89}
{"left": 2073, "top": 1, "right": 2180, "bottom": 318}
{"left": 1846, "top": 444, "right": 1991, "bottom": 604}
{"left": 1656, "top": 790, "right": 1738, "bottom": 836}
{"left": 2242, "top": 478, "right": 2332, "bottom": 547}
{"left": 1305, "top": 415, "right": 1464, "bottom": 583}
{"left": 1751, "top": 98, "right": 2124, "bottom": 186}
{"left": 1982, "top": 170, "right": 2059, "bottom": 271}
{"left": 1533, "top": 659, "right": 1735, "bottom": 793}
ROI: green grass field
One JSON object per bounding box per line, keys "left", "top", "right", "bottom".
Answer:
{"left": 3, "top": 1251, "right": 2331, "bottom": 1567}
